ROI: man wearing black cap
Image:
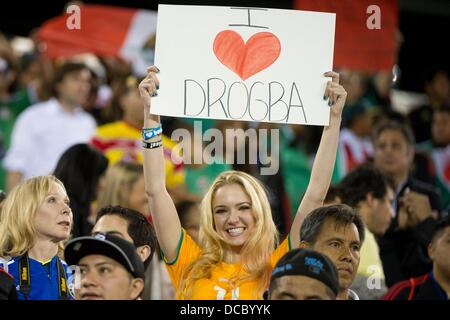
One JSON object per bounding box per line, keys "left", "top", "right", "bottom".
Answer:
{"left": 268, "top": 248, "right": 340, "bottom": 300}
{"left": 64, "top": 233, "right": 145, "bottom": 300}
{"left": 92, "top": 205, "right": 162, "bottom": 300}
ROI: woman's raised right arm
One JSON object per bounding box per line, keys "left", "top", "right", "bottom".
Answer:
{"left": 139, "top": 66, "right": 182, "bottom": 262}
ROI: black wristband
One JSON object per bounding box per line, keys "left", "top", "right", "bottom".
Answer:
{"left": 142, "top": 140, "right": 163, "bottom": 149}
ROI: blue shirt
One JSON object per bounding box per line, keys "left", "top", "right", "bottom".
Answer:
{"left": 1, "top": 256, "right": 72, "bottom": 300}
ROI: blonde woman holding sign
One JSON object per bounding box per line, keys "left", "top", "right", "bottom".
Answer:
{"left": 139, "top": 66, "right": 347, "bottom": 299}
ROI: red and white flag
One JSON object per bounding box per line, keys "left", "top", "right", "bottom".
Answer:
{"left": 336, "top": 128, "right": 373, "bottom": 179}
{"left": 294, "top": 0, "right": 399, "bottom": 72}
{"left": 38, "top": 4, "right": 157, "bottom": 75}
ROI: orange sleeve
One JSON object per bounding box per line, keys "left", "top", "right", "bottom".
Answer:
{"left": 270, "top": 237, "right": 291, "bottom": 268}
{"left": 163, "top": 229, "right": 202, "bottom": 290}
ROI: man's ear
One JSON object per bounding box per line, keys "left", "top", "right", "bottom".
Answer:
{"left": 299, "top": 241, "right": 311, "bottom": 249}
{"left": 427, "top": 242, "right": 435, "bottom": 262}
{"left": 137, "top": 245, "right": 151, "bottom": 262}
{"left": 365, "top": 193, "right": 375, "bottom": 208}
{"left": 129, "top": 278, "right": 145, "bottom": 300}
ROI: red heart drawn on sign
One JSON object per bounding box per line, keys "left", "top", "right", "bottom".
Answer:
{"left": 213, "top": 30, "right": 281, "bottom": 81}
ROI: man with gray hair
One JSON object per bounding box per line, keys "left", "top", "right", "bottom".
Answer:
{"left": 299, "top": 204, "right": 365, "bottom": 300}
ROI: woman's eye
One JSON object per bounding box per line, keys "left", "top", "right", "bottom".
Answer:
{"left": 48, "top": 197, "right": 55, "bottom": 203}
{"left": 239, "top": 206, "right": 251, "bottom": 211}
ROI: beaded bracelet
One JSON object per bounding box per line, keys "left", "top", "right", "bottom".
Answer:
{"left": 142, "top": 126, "right": 162, "bottom": 140}
{"left": 142, "top": 139, "right": 163, "bottom": 149}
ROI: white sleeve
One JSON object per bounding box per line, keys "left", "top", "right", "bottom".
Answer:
{"left": 2, "top": 110, "right": 36, "bottom": 174}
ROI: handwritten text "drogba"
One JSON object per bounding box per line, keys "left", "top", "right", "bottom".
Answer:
{"left": 183, "top": 78, "right": 307, "bottom": 123}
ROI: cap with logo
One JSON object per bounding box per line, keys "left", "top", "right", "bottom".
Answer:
{"left": 64, "top": 233, "right": 145, "bottom": 279}
{"left": 271, "top": 248, "right": 340, "bottom": 296}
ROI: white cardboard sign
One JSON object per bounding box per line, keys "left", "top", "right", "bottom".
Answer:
{"left": 152, "top": 5, "right": 335, "bottom": 125}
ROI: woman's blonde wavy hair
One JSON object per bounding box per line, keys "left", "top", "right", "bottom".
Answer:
{"left": 96, "top": 161, "right": 143, "bottom": 210}
{"left": 178, "top": 170, "right": 279, "bottom": 299}
{"left": 0, "top": 175, "right": 67, "bottom": 258}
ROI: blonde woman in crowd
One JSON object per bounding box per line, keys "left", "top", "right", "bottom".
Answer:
{"left": 94, "top": 160, "right": 174, "bottom": 299}
{"left": 0, "top": 175, "right": 72, "bottom": 300}
{"left": 139, "top": 66, "right": 347, "bottom": 299}
{"left": 96, "top": 160, "right": 149, "bottom": 217}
